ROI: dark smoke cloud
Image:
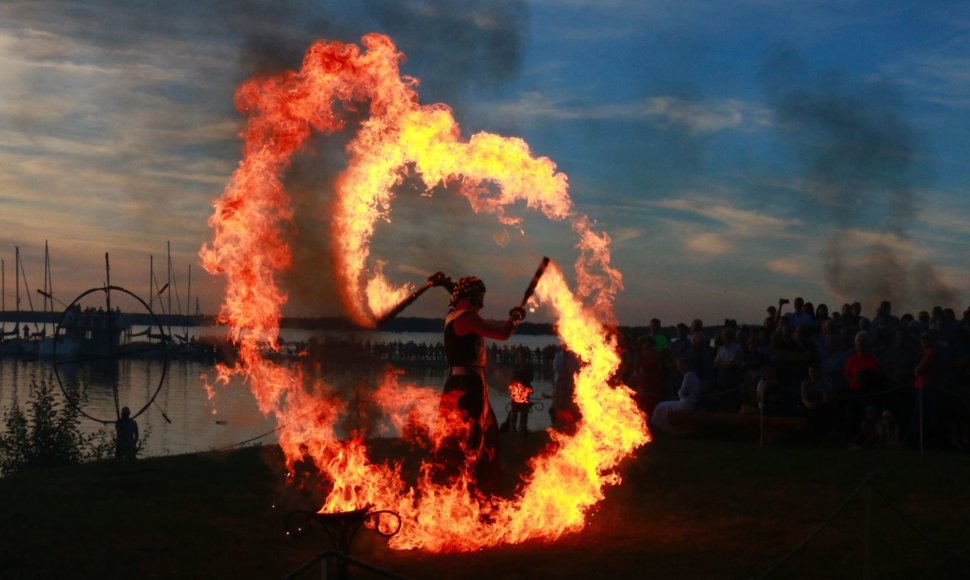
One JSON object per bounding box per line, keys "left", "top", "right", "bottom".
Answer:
{"left": 224, "top": 0, "right": 357, "bottom": 76}
{"left": 256, "top": 1, "right": 530, "bottom": 315}
{"left": 363, "top": 0, "right": 529, "bottom": 103}
{"left": 760, "top": 44, "right": 957, "bottom": 312}
{"left": 225, "top": 0, "right": 529, "bottom": 104}
{"left": 279, "top": 139, "right": 348, "bottom": 316}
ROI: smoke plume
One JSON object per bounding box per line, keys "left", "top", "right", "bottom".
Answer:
{"left": 760, "top": 44, "right": 957, "bottom": 312}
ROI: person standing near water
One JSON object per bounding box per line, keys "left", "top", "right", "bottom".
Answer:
{"left": 116, "top": 406, "right": 139, "bottom": 460}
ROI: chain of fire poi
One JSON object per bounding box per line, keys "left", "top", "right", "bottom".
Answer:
{"left": 200, "top": 33, "right": 650, "bottom": 552}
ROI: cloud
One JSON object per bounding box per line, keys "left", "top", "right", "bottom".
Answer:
{"left": 651, "top": 194, "right": 801, "bottom": 236}
{"left": 766, "top": 258, "right": 803, "bottom": 276}
{"left": 685, "top": 232, "right": 730, "bottom": 256}
{"left": 835, "top": 228, "right": 927, "bottom": 259}
{"left": 643, "top": 96, "right": 769, "bottom": 134}
{"left": 610, "top": 226, "right": 646, "bottom": 244}
{"left": 477, "top": 92, "right": 770, "bottom": 134}
{"left": 895, "top": 54, "right": 970, "bottom": 109}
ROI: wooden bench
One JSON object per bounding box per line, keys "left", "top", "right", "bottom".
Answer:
{"left": 667, "top": 409, "right": 807, "bottom": 438}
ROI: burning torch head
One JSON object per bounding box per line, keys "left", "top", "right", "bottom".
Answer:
{"left": 450, "top": 276, "right": 486, "bottom": 308}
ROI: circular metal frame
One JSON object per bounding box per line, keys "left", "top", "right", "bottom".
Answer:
{"left": 52, "top": 285, "right": 169, "bottom": 424}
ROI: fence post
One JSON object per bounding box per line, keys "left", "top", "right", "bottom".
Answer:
{"left": 918, "top": 389, "right": 924, "bottom": 456}
{"left": 863, "top": 472, "right": 873, "bottom": 580}
{"left": 759, "top": 402, "right": 765, "bottom": 448}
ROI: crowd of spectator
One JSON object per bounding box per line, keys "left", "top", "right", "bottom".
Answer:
{"left": 213, "top": 296, "right": 970, "bottom": 452}
{"left": 627, "top": 298, "right": 970, "bottom": 451}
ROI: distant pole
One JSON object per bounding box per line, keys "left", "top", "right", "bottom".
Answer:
{"left": 918, "top": 389, "right": 924, "bottom": 456}
{"left": 187, "top": 264, "right": 192, "bottom": 322}
{"left": 15, "top": 246, "right": 20, "bottom": 315}
{"left": 759, "top": 402, "right": 765, "bottom": 448}
{"left": 167, "top": 241, "right": 172, "bottom": 331}
{"left": 104, "top": 253, "right": 112, "bottom": 310}
{"left": 43, "top": 240, "right": 49, "bottom": 315}
{"left": 2, "top": 258, "right": 5, "bottom": 333}
{"left": 149, "top": 255, "right": 154, "bottom": 311}
{"left": 863, "top": 472, "right": 872, "bottom": 580}
{"left": 105, "top": 252, "right": 121, "bottom": 419}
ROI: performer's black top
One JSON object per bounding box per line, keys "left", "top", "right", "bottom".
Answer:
{"left": 444, "top": 309, "right": 485, "bottom": 367}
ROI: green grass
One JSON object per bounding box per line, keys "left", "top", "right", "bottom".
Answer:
{"left": 2, "top": 432, "right": 969, "bottom": 579}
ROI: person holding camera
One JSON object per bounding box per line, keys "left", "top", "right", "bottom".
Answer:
{"left": 782, "top": 297, "right": 814, "bottom": 331}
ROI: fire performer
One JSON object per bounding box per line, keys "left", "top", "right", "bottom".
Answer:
{"left": 432, "top": 275, "right": 526, "bottom": 496}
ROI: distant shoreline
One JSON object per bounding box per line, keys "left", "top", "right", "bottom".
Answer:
{"left": 0, "top": 312, "right": 669, "bottom": 337}
{"left": 0, "top": 312, "right": 572, "bottom": 336}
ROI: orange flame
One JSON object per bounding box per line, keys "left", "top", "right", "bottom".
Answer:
{"left": 201, "top": 33, "right": 649, "bottom": 552}
{"left": 508, "top": 381, "right": 534, "bottom": 404}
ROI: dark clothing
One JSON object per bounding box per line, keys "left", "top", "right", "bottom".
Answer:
{"left": 433, "top": 310, "right": 502, "bottom": 495}
{"left": 444, "top": 315, "right": 484, "bottom": 367}
{"left": 116, "top": 417, "right": 139, "bottom": 460}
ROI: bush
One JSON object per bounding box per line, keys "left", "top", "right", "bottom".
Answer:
{"left": 0, "top": 378, "right": 114, "bottom": 476}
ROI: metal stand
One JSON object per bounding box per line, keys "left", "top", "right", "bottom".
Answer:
{"left": 314, "top": 507, "right": 371, "bottom": 580}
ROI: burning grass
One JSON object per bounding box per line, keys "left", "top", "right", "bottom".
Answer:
{"left": 2, "top": 433, "right": 969, "bottom": 579}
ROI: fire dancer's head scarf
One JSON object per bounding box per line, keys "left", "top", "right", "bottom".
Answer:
{"left": 450, "top": 276, "right": 486, "bottom": 308}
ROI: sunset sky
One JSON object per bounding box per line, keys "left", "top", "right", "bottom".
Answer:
{"left": 2, "top": 0, "right": 969, "bottom": 327}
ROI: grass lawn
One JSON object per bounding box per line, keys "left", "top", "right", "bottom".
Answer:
{"left": 2, "top": 430, "right": 968, "bottom": 579}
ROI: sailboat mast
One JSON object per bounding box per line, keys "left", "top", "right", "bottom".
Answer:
{"left": 43, "top": 240, "right": 50, "bottom": 315}
{"left": 167, "top": 241, "right": 172, "bottom": 320}
{"left": 15, "top": 246, "right": 20, "bottom": 318}
{"left": 104, "top": 253, "right": 112, "bottom": 311}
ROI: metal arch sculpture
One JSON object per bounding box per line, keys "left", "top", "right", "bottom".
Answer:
{"left": 52, "top": 285, "right": 170, "bottom": 425}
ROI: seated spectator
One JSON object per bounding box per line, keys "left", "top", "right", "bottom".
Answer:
{"left": 800, "top": 365, "right": 838, "bottom": 441}
{"left": 880, "top": 409, "right": 900, "bottom": 447}
{"left": 650, "top": 357, "right": 701, "bottom": 434}
{"left": 756, "top": 366, "right": 783, "bottom": 415}
{"left": 740, "top": 332, "right": 769, "bottom": 413}
{"left": 687, "top": 330, "right": 714, "bottom": 398}
{"left": 630, "top": 336, "right": 665, "bottom": 415}
{"left": 857, "top": 404, "right": 883, "bottom": 448}
{"left": 712, "top": 325, "right": 744, "bottom": 412}
{"left": 666, "top": 323, "right": 691, "bottom": 399}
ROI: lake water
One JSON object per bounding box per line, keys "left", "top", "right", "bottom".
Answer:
{"left": 0, "top": 329, "right": 559, "bottom": 458}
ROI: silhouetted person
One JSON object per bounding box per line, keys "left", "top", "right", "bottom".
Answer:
{"left": 551, "top": 344, "right": 581, "bottom": 433}
{"left": 432, "top": 275, "right": 524, "bottom": 496}
{"left": 116, "top": 406, "right": 139, "bottom": 460}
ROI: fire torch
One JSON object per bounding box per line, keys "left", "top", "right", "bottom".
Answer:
{"left": 373, "top": 271, "right": 454, "bottom": 327}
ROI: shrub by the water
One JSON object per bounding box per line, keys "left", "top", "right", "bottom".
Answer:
{"left": 0, "top": 379, "right": 114, "bottom": 476}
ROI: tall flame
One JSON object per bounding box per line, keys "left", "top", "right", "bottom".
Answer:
{"left": 201, "top": 33, "right": 649, "bottom": 552}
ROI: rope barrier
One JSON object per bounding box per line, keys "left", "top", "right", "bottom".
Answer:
{"left": 835, "top": 383, "right": 908, "bottom": 401}
{"left": 754, "top": 473, "right": 873, "bottom": 579}
{"left": 754, "top": 472, "right": 970, "bottom": 578}
{"left": 870, "top": 484, "right": 970, "bottom": 563}
{"left": 210, "top": 424, "right": 285, "bottom": 452}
